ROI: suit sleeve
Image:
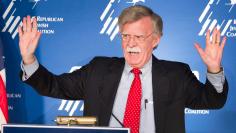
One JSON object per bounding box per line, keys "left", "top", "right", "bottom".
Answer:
{"left": 184, "top": 64, "right": 228, "bottom": 109}
{"left": 20, "top": 58, "right": 96, "bottom": 100}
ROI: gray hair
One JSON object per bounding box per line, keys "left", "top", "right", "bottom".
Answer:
{"left": 118, "top": 5, "right": 163, "bottom": 36}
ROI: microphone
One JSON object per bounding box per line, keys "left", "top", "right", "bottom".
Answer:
{"left": 55, "top": 116, "right": 97, "bottom": 126}
{"left": 111, "top": 112, "right": 124, "bottom": 127}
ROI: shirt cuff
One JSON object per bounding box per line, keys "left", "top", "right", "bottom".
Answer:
{"left": 21, "top": 58, "right": 39, "bottom": 81}
{"left": 207, "top": 69, "right": 225, "bottom": 93}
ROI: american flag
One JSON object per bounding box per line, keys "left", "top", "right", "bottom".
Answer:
{"left": 0, "top": 36, "right": 8, "bottom": 128}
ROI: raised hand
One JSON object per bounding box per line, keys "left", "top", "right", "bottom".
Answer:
{"left": 195, "top": 28, "right": 227, "bottom": 73}
{"left": 18, "top": 15, "right": 41, "bottom": 65}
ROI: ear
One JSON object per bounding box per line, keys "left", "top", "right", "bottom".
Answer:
{"left": 152, "top": 34, "right": 161, "bottom": 48}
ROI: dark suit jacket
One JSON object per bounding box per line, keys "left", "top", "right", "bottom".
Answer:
{"left": 22, "top": 56, "right": 228, "bottom": 133}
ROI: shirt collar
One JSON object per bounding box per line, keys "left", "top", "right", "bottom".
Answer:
{"left": 124, "top": 56, "right": 152, "bottom": 76}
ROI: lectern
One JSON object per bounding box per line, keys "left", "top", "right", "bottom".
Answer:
{"left": 1, "top": 124, "right": 130, "bottom": 133}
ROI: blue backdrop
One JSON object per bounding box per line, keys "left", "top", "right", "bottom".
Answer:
{"left": 0, "top": 0, "right": 235, "bottom": 132}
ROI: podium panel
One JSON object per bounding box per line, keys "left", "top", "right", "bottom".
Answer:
{"left": 2, "top": 124, "right": 130, "bottom": 133}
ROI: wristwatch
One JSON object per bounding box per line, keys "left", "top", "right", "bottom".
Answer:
{"left": 207, "top": 66, "right": 224, "bottom": 74}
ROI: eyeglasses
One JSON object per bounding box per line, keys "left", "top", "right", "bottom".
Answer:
{"left": 120, "top": 32, "right": 154, "bottom": 43}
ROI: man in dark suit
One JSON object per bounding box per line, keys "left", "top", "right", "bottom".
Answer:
{"left": 19, "top": 5, "right": 228, "bottom": 133}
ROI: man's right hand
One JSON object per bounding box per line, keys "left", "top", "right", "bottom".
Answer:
{"left": 18, "top": 15, "right": 41, "bottom": 65}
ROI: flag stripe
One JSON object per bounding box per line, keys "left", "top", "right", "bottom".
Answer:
{"left": 0, "top": 108, "right": 7, "bottom": 124}
{"left": 0, "top": 75, "right": 8, "bottom": 123}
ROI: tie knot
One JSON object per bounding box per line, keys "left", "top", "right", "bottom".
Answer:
{"left": 132, "top": 68, "right": 141, "bottom": 75}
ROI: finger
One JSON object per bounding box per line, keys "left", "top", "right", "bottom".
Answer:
{"left": 216, "top": 37, "right": 227, "bottom": 62}
{"left": 206, "top": 29, "right": 210, "bottom": 46}
{"left": 216, "top": 29, "right": 221, "bottom": 45}
{"left": 32, "top": 17, "right": 38, "bottom": 32}
{"left": 18, "top": 25, "right": 23, "bottom": 38}
{"left": 31, "top": 31, "right": 41, "bottom": 50}
{"left": 194, "top": 43, "right": 207, "bottom": 61}
{"left": 220, "top": 36, "right": 227, "bottom": 49}
{"left": 22, "top": 17, "right": 27, "bottom": 32}
{"left": 26, "top": 15, "right": 32, "bottom": 32}
{"left": 212, "top": 28, "right": 217, "bottom": 44}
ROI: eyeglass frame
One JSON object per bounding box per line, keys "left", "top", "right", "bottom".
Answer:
{"left": 120, "top": 32, "right": 156, "bottom": 43}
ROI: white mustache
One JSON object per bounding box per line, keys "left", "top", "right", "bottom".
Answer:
{"left": 126, "top": 47, "right": 141, "bottom": 53}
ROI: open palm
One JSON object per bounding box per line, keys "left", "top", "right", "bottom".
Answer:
{"left": 195, "top": 28, "right": 226, "bottom": 73}
{"left": 18, "top": 16, "right": 41, "bottom": 65}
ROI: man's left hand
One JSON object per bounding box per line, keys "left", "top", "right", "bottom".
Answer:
{"left": 195, "top": 28, "right": 227, "bottom": 73}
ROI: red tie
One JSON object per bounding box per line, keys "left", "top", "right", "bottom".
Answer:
{"left": 123, "top": 68, "right": 142, "bottom": 133}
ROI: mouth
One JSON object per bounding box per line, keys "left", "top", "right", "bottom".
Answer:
{"left": 128, "top": 51, "right": 140, "bottom": 54}
{"left": 127, "top": 47, "right": 141, "bottom": 55}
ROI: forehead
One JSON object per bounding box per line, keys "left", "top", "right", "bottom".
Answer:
{"left": 121, "top": 16, "right": 153, "bottom": 34}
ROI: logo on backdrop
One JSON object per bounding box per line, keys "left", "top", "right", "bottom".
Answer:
{"left": 1, "top": 0, "right": 23, "bottom": 39}
{"left": 1, "top": 0, "right": 66, "bottom": 114}
{"left": 99, "top": 0, "right": 145, "bottom": 41}
{"left": 58, "top": 100, "right": 84, "bottom": 116}
{"left": 1, "top": 0, "right": 63, "bottom": 39}
{"left": 198, "top": 0, "right": 236, "bottom": 38}
{"left": 29, "top": 0, "right": 47, "bottom": 9}
{"left": 127, "top": 0, "right": 145, "bottom": 5}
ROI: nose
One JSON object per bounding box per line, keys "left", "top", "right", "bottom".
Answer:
{"left": 127, "top": 36, "right": 137, "bottom": 47}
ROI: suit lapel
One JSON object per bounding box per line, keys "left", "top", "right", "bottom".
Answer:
{"left": 98, "top": 56, "right": 171, "bottom": 129}
{"left": 99, "top": 58, "right": 125, "bottom": 126}
{"left": 152, "top": 56, "right": 170, "bottom": 132}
